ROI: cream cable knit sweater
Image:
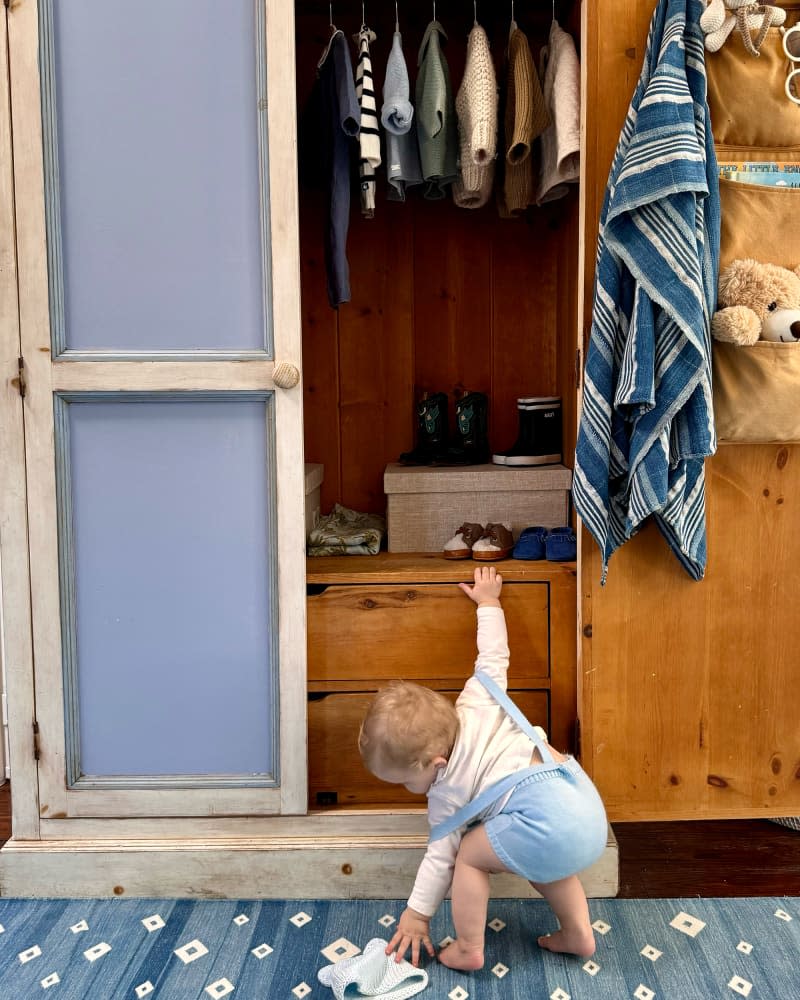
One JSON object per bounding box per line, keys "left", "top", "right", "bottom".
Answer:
{"left": 453, "top": 24, "right": 498, "bottom": 209}
{"left": 535, "top": 20, "right": 580, "bottom": 205}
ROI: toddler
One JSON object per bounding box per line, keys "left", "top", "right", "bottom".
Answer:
{"left": 357, "top": 565, "right": 608, "bottom": 971}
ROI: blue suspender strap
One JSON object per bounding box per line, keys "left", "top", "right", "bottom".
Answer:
{"left": 428, "top": 671, "right": 558, "bottom": 843}
{"left": 429, "top": 766, "right": 541, "bottom": 842}
{"left": 476, "top": 672, "right": 554, "bottom": 763}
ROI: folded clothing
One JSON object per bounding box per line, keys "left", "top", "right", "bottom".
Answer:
{"left": 307, "top": 504, "right": 386, "bottom": 556}
{"left": 317, "top": 937, "right": 429, "bottom": 999}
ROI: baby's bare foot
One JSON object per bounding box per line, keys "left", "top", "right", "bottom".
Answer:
{"left": 538, "top": 926, "right": 596, "bottom": 957}
{"left": 437, "top": 939, "right": 484, "bottom": 971}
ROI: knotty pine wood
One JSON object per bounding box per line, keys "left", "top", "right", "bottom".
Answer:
{"left": 580, "top": 0, "right": 800, "bottom": 822}
{"left": 307, "top": 555, "right": 579, "bottom": 803}
{"left": 0, "top": 783, "right": 797, "bottom": 897}
{"left": 296, "top": 1, "right": 582, "bottom": 516}
{"left": 307, "top": 582, "right": 550, "bottom": 684}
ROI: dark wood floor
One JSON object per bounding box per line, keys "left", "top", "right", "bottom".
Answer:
{"left": 0, "top": 782, "right": 798, "bottom": 897}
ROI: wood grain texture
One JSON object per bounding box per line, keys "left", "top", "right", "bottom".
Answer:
{"left": 307, "top": 582, "right": 550, "bottom": 684}
{"left": 305, "top": 552, "right": 577, "bottom": 584}
{"left": 579, "top": 0, "right": 800, "bottom": 821}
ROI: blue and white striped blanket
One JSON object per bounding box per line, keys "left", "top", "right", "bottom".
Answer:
{"left": 573, "top": 0, "right": 720, "bottom": 582}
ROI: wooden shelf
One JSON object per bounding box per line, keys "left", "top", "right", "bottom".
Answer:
{"left": 306, "top": 552, "right": 577, "bottom": 585}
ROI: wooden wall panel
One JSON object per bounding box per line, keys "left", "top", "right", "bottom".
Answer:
{"left": 411, "top": 199, "right": 493, "bottom": 406}
{"left": 491, "top": 208, "right": 559, "bottom": 453}
{"left": 339, "top": 203, "right": 414, "bottom": 510}
{"left": 558, "top": 189, "right": 579, "bottom": 470}
{"left": 580, "top": 0, "right": 800, "bottom": 821}
{"left": 296, "top": 1, "right": 579, "bottom": 516}
{"left": 296, "top": 18, "right": 341, "bottom": 507}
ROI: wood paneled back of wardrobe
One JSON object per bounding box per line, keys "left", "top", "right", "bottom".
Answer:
{"left": 295, "top": 1, "right": 581, "bottom": 515}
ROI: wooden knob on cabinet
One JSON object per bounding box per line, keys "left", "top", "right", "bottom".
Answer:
{"left": 273, "top": 362, "right": 301, "bottom": 389}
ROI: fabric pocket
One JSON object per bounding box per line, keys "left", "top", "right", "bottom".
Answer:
{"left": 706, "top": 10, "right": 800, "bottom": 149}
{"left": 718, "top": 175, "right": 800, "bottom": 268}
{"left": 713, "top": 340, "right": 800, "bottom": 441}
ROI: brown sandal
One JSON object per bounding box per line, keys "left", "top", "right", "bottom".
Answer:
{"left": 471, "top": 523, "right": 514, "bottom": 561}
{"left": 442, "top": 522, "right": 484, "bottom": 559}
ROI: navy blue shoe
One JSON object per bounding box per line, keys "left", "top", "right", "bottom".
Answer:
{"left": 545, "top": 526, "right": 577, "bottom": 561}
{"left": 513, "top": 526, "right": 548, "bottom": 560}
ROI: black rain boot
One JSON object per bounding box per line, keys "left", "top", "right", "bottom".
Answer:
{"left": 398, "top": 392, "right": 449, "bottom": 465}
{"left": 446, "top": 391, "right": 490, "bottom": 465}
{"left": 492, "top": 396, "right": 562, "bottom": 466}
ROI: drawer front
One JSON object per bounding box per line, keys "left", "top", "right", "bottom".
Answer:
{"left": 308, "top": 688, "right": 550, "bottom": 809}
{"left": 307, "top": 582, "right": 550, "bottom": 684}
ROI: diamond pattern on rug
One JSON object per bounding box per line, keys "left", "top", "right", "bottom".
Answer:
{"left": 0, "top": 897, "right": 796, "bottom": 999}
{"left": 320, "top": 936, "right": 361, "bottom": 964}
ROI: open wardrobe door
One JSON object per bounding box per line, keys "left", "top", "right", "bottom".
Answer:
{"left": 578, "top": 0, "right": 800, "bottom": 822}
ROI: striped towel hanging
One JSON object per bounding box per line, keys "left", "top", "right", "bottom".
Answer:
{"left": 573, "top": 0, "right": 721, "bottom": 583}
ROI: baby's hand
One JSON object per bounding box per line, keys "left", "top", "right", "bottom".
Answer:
{"left": 459, "top": 565, "right": 502, "bottom": 606}
{"left": 385, "top": 908, "right": 434, "bottom": 967}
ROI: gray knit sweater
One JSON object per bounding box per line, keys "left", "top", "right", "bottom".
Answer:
{"left": 416, "top": 20, "right": 458, "bottom": 199}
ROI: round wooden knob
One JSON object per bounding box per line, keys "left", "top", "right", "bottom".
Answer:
{"left": 272, "top": 362, "right": 300, "bottom": 389}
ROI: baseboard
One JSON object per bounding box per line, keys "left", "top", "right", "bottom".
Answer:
{"left": 0, "top": 827, "right": 618, "bottom": 899}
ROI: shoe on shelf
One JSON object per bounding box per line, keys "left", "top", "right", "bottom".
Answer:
{"left": 398, "top": 392, "right": 449, "bottom": 466}
{"left": 513, "top": 526, "right": 548, "bottom": 560}
{"left": 545, "top": 526, "right": 577, "bottom": 561}
{"left": 445, "top": 390, "right": 490, "bottom": 465}
{"left": 472, "top": 523, "right": 514, "bottom": 561}
{"left": 492, "top": 396, "right": 562, "bottom": 466}
{"left": 442, "top": 522, "right": 484, "bottom": 560}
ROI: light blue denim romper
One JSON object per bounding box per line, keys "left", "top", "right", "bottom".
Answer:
{"left": 430, "top": 672, "right": 607, "bottom": 884}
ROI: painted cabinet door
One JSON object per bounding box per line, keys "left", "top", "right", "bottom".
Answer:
{"left": 8, "top": 0, "right": 307, "bottom": 821}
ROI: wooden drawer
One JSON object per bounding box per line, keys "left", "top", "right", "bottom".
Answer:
{"left": 307, "top": 581, "right": 550, "bottom": 684}
{"left": 308, "top": 689, "right": 550, "bottom": 809}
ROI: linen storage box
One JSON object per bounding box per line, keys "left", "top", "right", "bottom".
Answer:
{"left": 383, "top": 462, "right": 572, "bottom": 553}
{"left": 304, "top": 463, "right": 324, "bottom": 537}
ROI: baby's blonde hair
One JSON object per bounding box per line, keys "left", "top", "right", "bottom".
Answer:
{"left": 358, "top": 681, "right": 459, "bottom": 775}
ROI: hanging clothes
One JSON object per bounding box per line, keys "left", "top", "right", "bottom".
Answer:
{"left": 572, "top": 0, "right": 721, "bottom": 582}
{"left": 415, "top": 20, "right": 459, "bottom": 200}
{"left": 453, "top": 23, "right": 498, "bottom": 209}
{"left": 535, "top": 20, "right": 581, "bottom": 205}
{"left": 381, "top": 30, "right": 423, "bottom": 201}
{"left": 316, "top": 30, "right": 360, "bottom": 307}
{"left": 497, "top": 23, "right": 550, "bottom": 217}
{"left": 353, "top": 26, "right": 381, "bottom": 218}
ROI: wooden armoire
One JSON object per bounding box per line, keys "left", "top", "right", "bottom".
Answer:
{"left": 0, "top": 0, "right": 797, "bottom": 898}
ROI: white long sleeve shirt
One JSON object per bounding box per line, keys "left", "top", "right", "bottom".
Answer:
{"left": 407, "top": 605, "right": 546, "bottom": 917}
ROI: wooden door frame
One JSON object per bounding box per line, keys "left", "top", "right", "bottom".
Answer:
{"left": 1, "top": 0, "right": 41, "bottom": 840}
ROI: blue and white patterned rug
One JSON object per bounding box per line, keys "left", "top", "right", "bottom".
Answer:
{"left": 0, "top": 896, "right": 797, "bottom": 999}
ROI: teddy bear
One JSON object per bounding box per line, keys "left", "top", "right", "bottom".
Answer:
{"left": 700, "top": 0, "right": 785, "bottom": 56}
{"left": 711, "top": 257, "right": 800, "bottom": 346}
